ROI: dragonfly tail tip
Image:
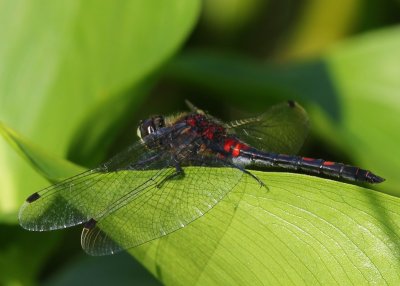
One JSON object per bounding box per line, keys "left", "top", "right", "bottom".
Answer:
{"left": 83, "top": 218, "right": 97, "bottom": 230}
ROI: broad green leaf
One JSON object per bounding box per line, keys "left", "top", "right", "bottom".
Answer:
{"left": 133, "top": 173, "right": 400, "bottom": 285}
{"left": 0, "top": 0, "right": 201, "bottom": 221}
{"left": 66, "top": 80, "right": 153, "bottom": 167}
{"left": 0, "top": 124, "right": 80, "bottom": 286}
{"left": 0, "top": 122, "right": 84, "bottom": 182}
{"left": 324, "top": 26, "right": 400, "bottom": 196}
{"left": 165, "top": 25, "right": 400, "bottom": 196}
{"left": 5, "top": 117, "right": 400, "bottom": 285}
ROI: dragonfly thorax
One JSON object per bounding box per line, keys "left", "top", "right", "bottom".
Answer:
{"left": 185, "top": 114, "right": 226, "bottom": 141}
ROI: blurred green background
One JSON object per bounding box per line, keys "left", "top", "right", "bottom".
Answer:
{"left": 1, "top": 0, "right": 400, "bottom": 285}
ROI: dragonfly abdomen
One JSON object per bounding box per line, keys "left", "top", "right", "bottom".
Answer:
{"left": 238, "top": 149, "right": 384, "bottom": 184}
{"left": 298, "top": 157, "right": 384, "bottom": 183}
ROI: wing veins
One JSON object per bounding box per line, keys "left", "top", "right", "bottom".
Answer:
{"left": 95, "top": 167, "right": 173, "bottom": 220}
{"left": 92, "top": 135, "right": 200, "bottom": 222}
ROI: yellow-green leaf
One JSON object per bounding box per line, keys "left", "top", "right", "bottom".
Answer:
{"left": 4, "top": 120, "right": 400, "bottom": 285}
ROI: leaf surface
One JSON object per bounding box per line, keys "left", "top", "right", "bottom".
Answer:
{"left": 5, "top": 122, "right": 400, "bottom": 285}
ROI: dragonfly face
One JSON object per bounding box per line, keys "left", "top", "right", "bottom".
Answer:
{"left": 136, "top": 115, "right": 165, "bottom": 139}
{"left": 19, "top": 100, "right": 384, "bottom": 256}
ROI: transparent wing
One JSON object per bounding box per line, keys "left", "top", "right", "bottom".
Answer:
{"left": 227, "top": 101, "right": 310, "bottom": 154}
{"left": 18, "top": 126, "right": 183, "bottom": 231}
{"left": 80, "top": 155, "right": 244, "bottom": 256}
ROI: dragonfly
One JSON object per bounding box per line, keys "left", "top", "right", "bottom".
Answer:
{"left": 19, "top": 100, "right": 384, "bottom": 256}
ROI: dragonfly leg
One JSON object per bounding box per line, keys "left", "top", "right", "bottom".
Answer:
{"left": 244, "top": 169, "right": 268, "bottom": 189}
{"left": 230, "top": 163, "right": 268, "bottom": 190}
{"left": 156, "top": 161, "right": 185, "bottom": 189}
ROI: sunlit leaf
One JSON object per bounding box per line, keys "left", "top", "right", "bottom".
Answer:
{"left": 6, "top": 119, "right": 400, "bottom": 285}
{"left": 134, "top": 173, "right": 400, "bottom": 285}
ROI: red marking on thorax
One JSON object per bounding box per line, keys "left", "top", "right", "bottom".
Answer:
{"left": 186, "top": 118, "right": 196, "bottom": 126}
{"left": 186, "top": 114, "right": 225, "bottom": 141}
{"left": 203, "top": 125, "right": 224, "bottom": 140}
{"left": 203, "top": 128, "right": 214, "bottom": 140}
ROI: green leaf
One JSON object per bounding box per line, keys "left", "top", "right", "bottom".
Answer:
{"left": 324, "top": 26, "right": 400, "bottom": 196}
{"left": 0, "top": 0, "right": 201, "bottom": 221}
{"left": 5, "top": 118, "right": 400, "bottom": 285}
{"left": 133, "top": 173, "right": 400, "bottom": 285}
{"left": 66, "top": 80, "right": 153, "bottom": 167}
{"left": 165, "top": 25, "right": 400, "bottom": 196}
{"left": 0, "top": 122, "right": 84, "bottom": 182}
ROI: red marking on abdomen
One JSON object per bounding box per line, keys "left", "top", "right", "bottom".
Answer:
{"left": 232, "top": 144, "right": 241, "bottom": 157}
{"left": 232, "top": 143, "right": 249, "bottom": 157}
{"left": 224, "top": 139, "right": 235, "bottom": 153}
{"left": 223, "top": 139, "right": 248, "bottom": 157}
{"left": 323, "top": 161, "right": 335, "bottom": 166}
{"left": 302, "top": 157, "right": 314, "bottom": 161}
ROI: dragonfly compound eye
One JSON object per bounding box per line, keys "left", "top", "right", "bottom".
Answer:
{"left": 137, "top": 116, "right": 165, "bottom": 139}
{"left": 153, "top": 116, "right": 165, "bottom": 129}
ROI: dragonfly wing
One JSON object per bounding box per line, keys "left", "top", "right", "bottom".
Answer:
{"left": 80, "top": 155, "right": 244, "bottom": 256}
{"left": 18, "top": 127, "right": 181, "bottom": 231}
{"left": 227, "top": 101, "right": 310, "bottom": 154}
{"left": 19, "top": 169, "right": 110, "bottom": 231}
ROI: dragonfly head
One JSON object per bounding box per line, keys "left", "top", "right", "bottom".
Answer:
{"left": 137, "top": 116, "right": 165, "bottom": 139}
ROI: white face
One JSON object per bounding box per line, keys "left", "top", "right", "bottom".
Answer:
{"left": 136, "top": 127, "right": 142, "bottom": 139}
